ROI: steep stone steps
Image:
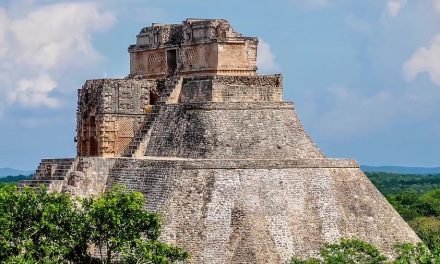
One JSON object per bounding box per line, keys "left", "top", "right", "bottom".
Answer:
{"left": 124, "top": 77, "right": 183, "bottom": 157}
{"left": 124, "top": 105, "right": 161, "bottom": 157}
{"left": 157, "top": 77, "right": 183, "bottom": 105}
{"left": 33, "top": 158, "right": 75, "bottom": 182}
{"left": 19, "top": 179, "right": 63, "bottom": 188}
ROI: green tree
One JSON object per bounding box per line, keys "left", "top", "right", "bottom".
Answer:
{"left": 86, "top": 185, "right": 172, "bottom": 263}
{"left": 419, "top": 190, "right": 440, "bottom": 217}
{"left": 409, "top": 217, "right": 440, "bottom": 252}
{"left": 320, "top": 239, "right": 387, "bottom": 264}
{"left": 387, "top": 191, "right": 429, "bottom": 221}
{"left": 0, "top": 184, "right": 188, "bottom": 264}
{"left": 121, "top": 239, "right": 189, "bottom": 264}
{"left": 0, "top": 184, "right": 88, "bottom": 263}
{"left": 290, "top": 239, "right": 387, "bottom": 264}
{"left": 392, "top": 243, "right": 435, "bottom": 264}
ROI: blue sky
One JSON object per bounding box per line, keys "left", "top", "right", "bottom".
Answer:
{"left": 0, "top": 0, "right": 439, "bottom": 170}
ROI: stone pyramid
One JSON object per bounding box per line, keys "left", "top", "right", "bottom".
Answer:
{"left": 22, "top": 18, "right": 420, "bottom": 263}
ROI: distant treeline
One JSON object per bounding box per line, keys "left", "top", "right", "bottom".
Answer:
{"left": 363, "top": 171, "right": 440, "bottom": 253}
{"left": 0, "top": 175, "right": 32, "bottom": 183}
{"left": 365, "top": 172, "right": 440, "bottom": 195}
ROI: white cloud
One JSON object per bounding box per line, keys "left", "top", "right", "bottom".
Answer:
{"left": 404, "top": 34, "right": 440, "bottom": 85}
{"left": 0, "top": 2, "right": 115, "bottom": 109}
{"left": 9, "top": 74, "right": 58, "bottom": 108}
{"left": 386, "top": 0, "right": 406, "bottom": 17}
{"left": 257, "top": 38, "right": 280, "bottom": 74}
{"left": 0, "top": 9, "right": 8, "bottom": 57}
{"left": 435, "top": 0, "right": 440, "bottom": 13}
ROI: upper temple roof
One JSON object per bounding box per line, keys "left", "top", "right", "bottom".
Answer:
{"left": 128, "top": 18, "right": 254, "bottom": 52}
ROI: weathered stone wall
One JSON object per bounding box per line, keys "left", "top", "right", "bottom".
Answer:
{"left": 107, "top": 159, "right": 182, "bottom": 209}
{"left": 22, "top": 157, "right": 116, "bottom": 198}
{"left": 217, "top": 41, "right": 257, "bottom": 73}
{"left": 77, "top": 79, "right": 158, "bottom": 157}
{"left": 130, "top": 49, "right": 167, "bottom": 78}
{"left": 107, "top": 158, "right": 420, "bottom": 263}
{"left": 179, "top": 43, "right": 219, "bottom": 75}
{"left": 65, "top": 157, "right": 117, "bottom": 197}
{"left": 179, "top": 78, "right": 213, "bottom": 103}
{"left": 211, "top": 75, "right": 282, "bottom": 102}
{"left": 179, "top": 75, "right": 282, "bottom": 103}
{"left": 95, "top": 114, "right": 146, "bottom": 157}
{"left": 78, "top": 79, "right": 156, "bottom": 115}
{"left": 144, "top": 102, "right": 323, "bottom": 159}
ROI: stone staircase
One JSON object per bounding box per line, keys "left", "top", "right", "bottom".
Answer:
{"left": 158, "top": 77, "right": 183, "bottom": 105}
{"left": 124, "top": 105, "right": 161, "bottom": 157}
{"left": 124, "top": 77, "right": 183, "bottom": 157}
{"left": 20, "top": 158, "right": 78, "bottom": 190}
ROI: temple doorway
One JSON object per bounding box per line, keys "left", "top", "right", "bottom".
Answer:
{"left": 167, "top": 49, "right": 177, "bottom": 74}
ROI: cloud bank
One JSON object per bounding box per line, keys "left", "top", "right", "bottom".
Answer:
{"left": 0, "top": 2, "right": 115, "bottom": 110}
{"left": 386, "top": 0, "right": 406, "bottom": 17}
{"left": 435, "top": 0, "right": 440, "bottom": 13}
{"left": 257, "top": 38, "right": 280, "bottom": 74}
{"left": 404, "top": 35, "right": 440, "bottom": 86}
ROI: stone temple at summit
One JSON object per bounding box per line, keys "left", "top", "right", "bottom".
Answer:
{"left": 22, "top": 18, "right": 420, "bottom": 263}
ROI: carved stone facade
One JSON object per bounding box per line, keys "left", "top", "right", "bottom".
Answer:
{"left": 22, "top": 18, "right": 421, "bottom": 263}
{"left": 129, "top": 19, "right": 258, "bottom": 78}
{"left": 76, "top": 79, "right": 158, "bottom": 157}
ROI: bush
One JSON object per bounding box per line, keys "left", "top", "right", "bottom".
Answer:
{"left": 289, "top": 239, "right": 440, "bottom": 264}
{"left": 393, "top": 243, "right": 435, "bottom": 264}
{"left": 290, "top": 239, "right": 387, "bottom": 264}
{"left": 0, "top": 184, "right": 188, "bottom": 264}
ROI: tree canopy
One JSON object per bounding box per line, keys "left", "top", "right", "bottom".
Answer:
{"left": 0, "top": 184, "right": 188, "bottom": 264}
{"left": 290, "top": 239, "right": 439, "bottom": 264}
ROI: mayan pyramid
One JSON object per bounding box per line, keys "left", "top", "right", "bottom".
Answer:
{"left": 22, "top": 18, "right": 420, "bottom": 263}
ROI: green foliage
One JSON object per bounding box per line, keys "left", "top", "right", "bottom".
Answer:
{"left": 121, "top": 239, "right": 189, "bottom": 264}
{"left": 381, "top": 186, "right": 440, "bottom": 254}
{"left": 365, "top": 172, "right": 440, "bottom": 249}
{"left": 0, "top": 184, "right": 86, "bottom": 263}
{"left": 392, "top": 243, "right": 436, "bottom": 264}
{"left": 320, "top": 239, "right": 388, "bottom": 264}
{"left": 387, "top": 191, "right": 431, "bottom": 221}
{"left": 409, "top": 217, "right": 440, "bottom": 252}
{"left": 366, "top": 172, "right": 440, "bottom": 195}
{"left": 0, "top": 184, "right": 188, "bottom": 264}
{"left": 419, "top": 190, "right": 440, "bottom": 217}
{"left": 386, "top": 189, "right": 440, "bottom": 224}
{"left": 0, "top": 175, "right": 33, "bottom": 184}
{"left": 290, "top": 239, "right": 387, "bottom": 264}
{"left": 290, "top": 240, "right": 440, "bottom": 264}
{"left": 86, "top": 185, "right": 162, "bottom": 263}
